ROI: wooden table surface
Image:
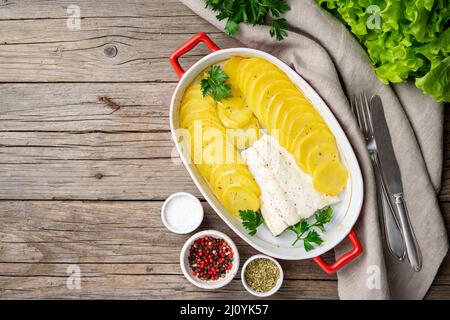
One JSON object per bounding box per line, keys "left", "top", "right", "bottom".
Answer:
{"left": 0, "top": 0, "right": 449, "bottom": 299}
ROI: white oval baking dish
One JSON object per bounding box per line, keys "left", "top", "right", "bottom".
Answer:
{"left": 169, "top": 33, "right": 364, "bottom": 274}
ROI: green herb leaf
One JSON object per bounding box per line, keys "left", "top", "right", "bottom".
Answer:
{"left": 240, "top": 209, "right": 264, "bottom": 236}
{"left": 288, "top": 207, "right": 333, "bottom": 249}
{"left": 225, "top": 19, "right": 240, "bottom": 36}
{"left": 204, "top": 0, "right": 290, "bottom": 41}
{"left": 303, "top": 230, "right": 323, "bottom": 252}
{"left": 269, "top": 18, "right": 288, "bottom": 41}
{"left": 200, "top": 65, "right": 232, "bottom": 102}
{"left": 288, "top": 219, "right": 309, "bottom": 235}
{"left": 313, "top": 206, "right": 333, "bottom": 232}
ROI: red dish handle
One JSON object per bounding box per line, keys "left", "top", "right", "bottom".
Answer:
{"left": 313, "top": 229, "right": 362, "bottom": 274}
{"left": 169, "top": 32, "right": 220, "bottom": 79}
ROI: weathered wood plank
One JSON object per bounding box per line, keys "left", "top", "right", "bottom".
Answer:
{"left": 2, "top": 128, "right": 450, "bottom": 201}
{"left": 0, "top": 19, "right": 241, "bottom": 82}
{"left": 0, "top": 132, "right": 174, "bottom": 162}
{"left": 0, "top": 276, "right": 339, "bottom": 300}
{"left": 0, "top": 200, "right": 449, "bottom": 299}
{"left": 0, "top": 83, "right": 173, "bottom": 132}
{"left": 0, "top": 200, "right": 340, "bottom": 299}
{"left": 0, "top": 200, "right": 334, "bottom": 274}
{"left": 0, "top": 0, "right": 194, "bottom": 19}
{"left": 0, "top": 160, "right": 198, "bottom": 200}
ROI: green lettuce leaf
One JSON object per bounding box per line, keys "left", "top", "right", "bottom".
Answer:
{"left": 316, "top": 0, "right": 450, "bottom": 102}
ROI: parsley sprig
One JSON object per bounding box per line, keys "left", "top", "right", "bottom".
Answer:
{"left": 239, "top": 206, "right": 333, "bottom": 252}
{"left": 288, "top": 206, "right": 333, "bottom": 251}
{"left": 201, "top": 65, "right": 232, "bottom": 102}
{"left": 239, "top": 209, "right": 264, "bottom": 236}
{"left": 204, "top": 0, "right": 290, "bottom": 41}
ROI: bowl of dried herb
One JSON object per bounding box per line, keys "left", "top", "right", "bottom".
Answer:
{"left": 241, "top": 254, "right": 283, "bottom": 297}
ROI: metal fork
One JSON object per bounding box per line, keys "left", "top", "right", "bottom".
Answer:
{"left": 351, "top": 94, "right": 406, "bottom": 261}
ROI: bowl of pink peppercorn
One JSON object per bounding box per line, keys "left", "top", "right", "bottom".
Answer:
{"left": 180, "top": 230, "right": 239, "bottom": 289}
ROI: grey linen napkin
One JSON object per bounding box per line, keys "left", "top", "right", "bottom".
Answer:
{"left": 178, "top": 0, "right": 449, "bottom": 299}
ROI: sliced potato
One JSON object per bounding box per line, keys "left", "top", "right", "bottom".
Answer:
{"left": 236, "top": 58, "right": 266, "bottom": 90}
{"left": 273, "top": 88, "right": 302, "bottom": 101}
{"left": 180, "top": 110, "right": 218, "bottom": 128}
{"left": 280, "top": 97, "right": 317, "bottom": 116}
{"left": 197, "top": 163, "right": 213, "bottom": 181}
{"left": 224, "top": 56, "right": 243, "bottom": 86}
{"left": 306, "top": 143, "right": 339, "bottom": 173}
{"left": 247, "top": 71, "right": 288, "bottom": 110}
{"left": 217, "top": 96, "right": 252, "bottom": 129}
{"left": 221, "top": 184, "right": 260, "bottom": 216}
{"left": 278, "top": 109, "right": 309, "bottom": 148}
{"left": 287, "top": 122, "right": 329, "bottom": 152}
{"left": 202, "top": 140, "right": 242, "bottom": 166}
{"left": 227, "top": 116, "right": 260, "bottom": 149}
{"left": 242, "top": 63, "right": 285, "bottom": 95}
{"left": 209, "top": 163, "right": 248, "bottom": 186}
{"left": 182, "top": 92, "right": 215, "bottom": 107}
{"left": 284, "top": 113, "right": 324, "bottom": 148}
{"left": 262, "top": 89, "right": 301, "bottom": 127}
{"left": 187, "top": 124, "right": 225, "bottom": 151}
{"left": 266, "top": 99, "right": 287, "bottom": 131}
{"left": 180, "top": 99, "right": 215, "bottom": 120}
{"left": 295, "top": 130, "right": 336, "bottom": 171}
{"left": 312, "top": 160, "right": 348, "bottom": 196}
{"left": 251, "top": 80, "right": 294, "bottom": 121}
{"left": 212, "top": 166, "right": 260, "bottom": 197}
{"left": 240, "top": 62, "right": 268, "bottom": 95}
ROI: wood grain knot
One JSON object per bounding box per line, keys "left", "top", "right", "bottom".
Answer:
{"left": 94, "top": 173, "right": 104, "bottom": 180}
{"left": 104, "top": 45, "right": 118, "bottom": 58}
{"left": 98, "top": 96, "right": 120, "bottom": 112}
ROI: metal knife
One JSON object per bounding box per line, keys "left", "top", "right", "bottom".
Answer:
{"left": 370, "top": 95, "right": 422, "bottom": 272}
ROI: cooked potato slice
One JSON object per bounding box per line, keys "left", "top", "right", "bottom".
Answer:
{"left": 180, "top": 110, "right": 219, "bottom": 128}
{"left": 312, "top": 160, "right": 348, "bottom": 196}
{"left": 278, "top": 106, "right": 316, "bottom": 148}
{"left": 241, "top": 62, "right": 269, "bottom": 94}
{"left": 212, "top": 166, "right": 260, "bottom": 197}
{"left": 262, "top": 89, "right": 301, "bottom": 127}
{"left": 209, "top": 163, "right": 250, "bottom": 186}
{"left": 221, "top": 184, "right": 260, "bottom": 216}
{"left": 197, "top": 163, "right": 213, "bottom": 181}
{"left": 295, "top": 130, "right": 336, "bottom": 171}
{"left": 180, "top": 99, "right": 215, "bottom": 120}
{"left": 306, "top": 143, "right": 339, "bottom": 173}
{"left": 266, "top": 99, "right": 289, "bottom": 131}
{"left": 227, "top": 116, "right": 260, "bottom": 149}
{"left": 242, "top": 63, "right": 285, "bottom": 95}
{"left": 236, "top": 58, "right": 266, "bottom": 90}
{"left": 217, "top": 96, "right": 252, "bottom": 129}
{"left": 274, "top": 98, "right": 313, "bottom": 132}
{"left": 224, "top": 56, "right": 243, "bottom": 86}
{"left": 247, "top": 71, "right": 288, "bottom": 111}
{"left": 251, "top": 80, "right": 294, "bottom": 121}
{"left": 284, "top": 113, "right": 324, "bottom": 149}
{"left": 183, "top": 83, "right": 215, "bottom": 101}
{"left": 187, "top": 124, "right": 225, "bottom": 151}
{"left": 287, "top": 122, "right": 329, "bottom": 152}
{"left": 202, "top": 140, "right": 242, "bottom": 166}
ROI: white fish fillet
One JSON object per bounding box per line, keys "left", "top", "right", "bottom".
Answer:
{"left": 241, "top": 146, "right": 289, "bottom": 236}
{"left": 242, "top": 134, "right": 339, "bottom": 236}
{"left": 261, "top": 135, "right": 339, "bottom": 217}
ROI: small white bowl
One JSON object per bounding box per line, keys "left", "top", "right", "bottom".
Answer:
{"left": 180, "top": 230, "right": 240, "bottom": 290}
{"left": 241, "top": 254, "right": 283, "bottom": 297}
{"left": 161, "top": 192, "right": 203, "bottom": 234}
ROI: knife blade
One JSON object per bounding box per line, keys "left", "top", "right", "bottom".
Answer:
{"left": 370, "top": 95, "right": 402, "bottom": 194}
{"left": 370, "top": 95, "right": 422, "bottom": 271}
